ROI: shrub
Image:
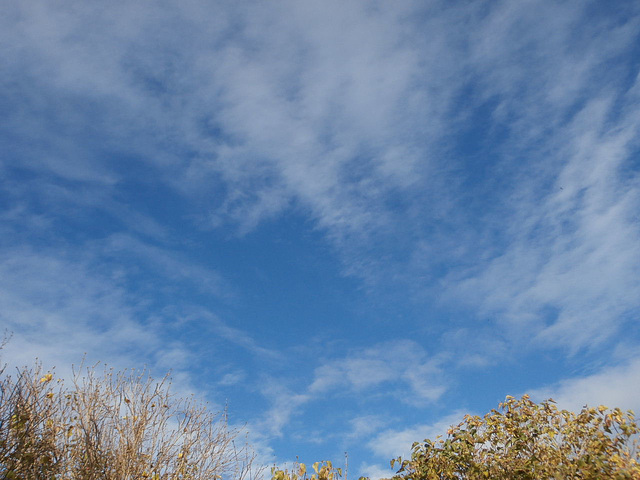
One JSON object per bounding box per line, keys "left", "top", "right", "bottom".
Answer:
{"left": 389, "top": 395, "right": 640, "bottom": 480}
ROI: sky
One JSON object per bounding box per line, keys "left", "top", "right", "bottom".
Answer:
{"left": 1, "top": 0, "right": 640, "bottom": 477}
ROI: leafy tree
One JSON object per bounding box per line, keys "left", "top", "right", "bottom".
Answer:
{"left": 389, "top": 395, "right": 640, "bottom": 480}
{"left": 0, "top": 359, "right": 260, "bottom": 480}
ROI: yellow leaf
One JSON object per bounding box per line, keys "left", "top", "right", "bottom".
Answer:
{"left": 40, "top": 373, "right": 53, "bottom": 383}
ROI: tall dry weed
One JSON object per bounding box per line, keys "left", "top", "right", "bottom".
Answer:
{"left": 0, "top": 356, "right": 260, "bottom": 480}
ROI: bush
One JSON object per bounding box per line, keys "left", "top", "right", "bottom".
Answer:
{"left": 0, "top": 360, "right": 260, "bottom": 480}
{"left": 389, "top": 395, "right": 640, "bottom": 480}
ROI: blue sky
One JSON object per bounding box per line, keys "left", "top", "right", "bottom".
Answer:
{"left": 1, "top": 0, "right": 640, "bottom": 477}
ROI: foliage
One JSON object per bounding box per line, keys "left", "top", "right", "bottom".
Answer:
{"left": 0, "top": 359, "right": 260, "bottom": 480}
{"left": 271, "top": 460, "right": 366, "bottom": 480}
{"left": 3, "top": 338, "right": 639, "bottom": 480}
{"left": 389, "top": 395, "right": 640, "bottom": 480}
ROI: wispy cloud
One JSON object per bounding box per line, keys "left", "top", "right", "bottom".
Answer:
{"left": 3, "top": 0, "right": 448, "bottom": 241}
{"left": 445, "top": 90, "right": 640, "bottom": 351}
{"left": 0, "top": 244, "right": 162, "bottom": 371}
{"left": 0, "top": 236, "right": 273, "bottom": 388}
{"left": 256, "top": 379, "right": 311, "bottom": 437}
{"left": 309, "top": 340, "right": 446, "bottom": 404}
{"left": 252, "top": 340, "right": 446, "bottom": 439}
{"left": 347, "top": 415, "right": 390, "bottom": 441}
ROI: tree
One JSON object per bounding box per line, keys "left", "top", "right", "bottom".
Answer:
{"left": 0, "top": 359, "right": 260, "bottom": 480}
{"left": 389, "top": 395, "right": 640, "bottom": 480}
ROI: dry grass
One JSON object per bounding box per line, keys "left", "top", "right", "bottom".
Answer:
{"left": 0, "top": 356, "right": 261, "bottom": 480}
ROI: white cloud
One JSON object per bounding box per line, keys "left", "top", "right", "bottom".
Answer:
{"left": 308, "top": 340, "right": 446, "bottom": 403}
{"left": 256, "top": 379, "right": 311, "bottom": 437}
{"left": 358, "top": 462, "right": 396, "bottom": 480}
{"left": 219, "top": 371, "right": 246, "bottom": 387}
{"left": 5, "top": 1, "right": 637, "bottom": 320}
{"left": 367, "top": 411, "right": 467, "bottom": 460}
{"left": 347, "top": 415, "right": 390, "bottom": 441}
{"left": 529, "top": 357, "right": 640, "bottom": 414}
